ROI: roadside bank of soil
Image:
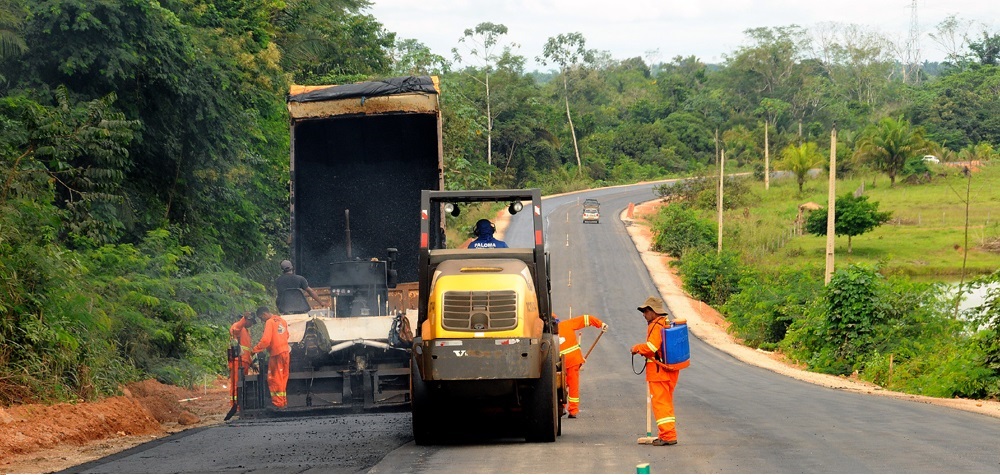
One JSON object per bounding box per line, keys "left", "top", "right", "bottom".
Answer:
{"left": 0, "top": 377, "right": 230, "bottom": 474}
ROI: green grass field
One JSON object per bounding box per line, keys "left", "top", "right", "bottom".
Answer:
{"left": 718, "top": 162, "right": 1000, "bottom": 278}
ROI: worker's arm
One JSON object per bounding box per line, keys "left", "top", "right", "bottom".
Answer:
{"left": 252, "top": 319, "right": 273, "bottom": 354}
{"left": 305, "top": 286, "right": 322, "bottom": 306}
{"left": 579, "top": 314, "right": 606, "bottom": 331}
{"left": 230, "top": 317, "right": 247, "bottom": 340}
{"left": 630, "top": 321, "right": 664, "bottom": 358}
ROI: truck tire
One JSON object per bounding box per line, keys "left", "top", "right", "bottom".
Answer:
{"left": 524, "top": 339, "right": 558, "bottom": 442}
{"left": 411, "top": 358, "right": 438, "bottom": 446}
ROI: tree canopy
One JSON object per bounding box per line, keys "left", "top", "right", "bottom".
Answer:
{"left": 805, "top": 193, "right": 892, "bottom": 253}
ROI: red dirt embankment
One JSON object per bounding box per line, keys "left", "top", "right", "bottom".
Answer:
{"left": 0, "top": 377, "right": 230, "bottom": 474}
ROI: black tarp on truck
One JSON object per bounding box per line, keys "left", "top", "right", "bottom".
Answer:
{"left": 238, "top": 76, "right": 443, "bottom": 415}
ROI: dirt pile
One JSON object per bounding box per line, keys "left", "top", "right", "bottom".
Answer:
{"left": 0, "top": 377, "right": 230, "bottom": 474}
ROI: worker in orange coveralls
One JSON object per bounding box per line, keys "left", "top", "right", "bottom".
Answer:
{"left": 228, "top": 312, "right": 257, "bottom": 406}
{"left": 252, "top": 306, "right": 290, "bottom": 408}
{"left": 630, "top": 296, "right": 679, "bottom": 446}
{"left": 557, "top": 314, "right": 607, "bottom": 418}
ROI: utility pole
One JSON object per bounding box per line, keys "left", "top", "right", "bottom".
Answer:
{"left": 764, "top": 121, "right": 770, "bottom": 190}
{"left": 718, "top": 148, "right": 725, "bottom": 254}
{"left": 824, "top": 125, "right": 837, "bottom": 285}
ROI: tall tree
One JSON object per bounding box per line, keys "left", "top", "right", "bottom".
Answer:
{"left": 854, "top": 116, "right": 926, "bottom": 187}
{"left": 967, "top": 30, "right": 1000, "bottom": 66}
{"left": 811, "top": 23, "right": 894, "bottom": 107}
{"left": 928, "top": 14, "right": 975, "bottom": 68}
{"left": 452, "top": 22, "right": 517, "bottom": 175}
{"left": 391, "top": 38, "right": 448, "bottom": 76}
{"left": 13, "top": 0, "right": 290, "bottom": 266}
{"left": 777, "top": 141, "right": 823, "bottom": 192}
{"left": 539, "top": 32, "right": 594, "bottom": 175}
{"left": 272, "top": 0, "right": 394, "bottom": 83}
{"left": 725, "top": 25, "right": 808, "bottom": 98}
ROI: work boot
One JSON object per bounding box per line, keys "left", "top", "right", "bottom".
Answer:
{"left": 568, "top": 413, "right": 577, "bottom": 419}
{"left": 652, "top": 438, "right": 677, "bottom": 446}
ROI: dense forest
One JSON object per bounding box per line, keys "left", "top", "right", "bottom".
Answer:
{"left": 1, "top": 0, "right": 998, "bottom": 403}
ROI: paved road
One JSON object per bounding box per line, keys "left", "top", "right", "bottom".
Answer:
{"left": 67, "top": 181, "right": 1000, "bottom": 473}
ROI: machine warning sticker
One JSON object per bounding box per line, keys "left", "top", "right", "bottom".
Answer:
{"left": 495, "top": 339, "right": 521, "bottom": 345}
{"left": 435, "top": 340, "right": 462, "bottom": 347}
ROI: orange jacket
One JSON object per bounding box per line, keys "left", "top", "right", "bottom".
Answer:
{"left": 229, "top": 316, "right": 254, "bottom": 365}
{"left": 253, "top": 314, "right": 290, "bottom": 356}
{"left": 631, "top": 316, "right": 676, "bottom": 381}
{"left": 558, "top": 314, "right": 604, "bottom": 368}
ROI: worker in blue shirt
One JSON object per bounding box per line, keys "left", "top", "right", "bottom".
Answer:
{"left": 468, "top": 219, "right": 508, "bottom": 249}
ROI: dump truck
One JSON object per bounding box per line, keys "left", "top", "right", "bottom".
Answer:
{"left": 410, "top": 189, "right": 563, "bottom": 444}
{"left": 236, "top": 76, "right": 443, "bottom": 415}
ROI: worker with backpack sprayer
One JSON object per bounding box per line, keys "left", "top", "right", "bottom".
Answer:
{"left": 631, "top": 296, "right": 689, "bottom": 446}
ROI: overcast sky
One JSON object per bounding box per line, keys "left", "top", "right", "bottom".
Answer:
{"left": 368, "top": 0, "right": 997, "bottom": 72}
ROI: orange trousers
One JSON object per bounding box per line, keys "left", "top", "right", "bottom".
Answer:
{"left": 267, "top": 352, "right": 290, "bottom": 408}
{"left": 227, "top": 359, "right": 248, "bottom": 405}
{"left": 565, "top": 364, "right": 581, "bottom": 415}
{"left": 649, "top": 374, "right": 679, "bottom": 441}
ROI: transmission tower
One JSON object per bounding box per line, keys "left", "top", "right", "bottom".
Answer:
{"left": 905, "top": 0, "right": 922, "bottom": 84}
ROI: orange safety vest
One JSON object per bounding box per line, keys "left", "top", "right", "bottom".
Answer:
{"left": 253, "top": 314, "right": 290, "bottom": 356}
{"left": 558, "top": 314, "right": 604, "bottom": 368}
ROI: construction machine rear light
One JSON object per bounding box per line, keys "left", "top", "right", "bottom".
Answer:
{"left": 421, "top": 232, "right": 428, "bottom": 248}
{"left": 535, "top": 230, "right": 543, "bottom": 245}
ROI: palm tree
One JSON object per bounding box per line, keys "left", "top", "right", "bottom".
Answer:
{"left": 777, "top": 142, "right": 823, "bottom": 192}
{"left": 0, "top": 0, "right": 27, "bottom": 63}
{"left": 853, "top": 116, "right": 925, "bottom": 187}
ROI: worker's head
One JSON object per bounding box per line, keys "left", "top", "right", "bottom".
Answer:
{"left": 245, "top": 312, "right": 257, "bottom": 326}
{"left": 280, "top": 259, "right": 293, "bottom": 273}
{"left": 473, "top": 219, "right": 495, "bottom": 237}
{"left": 637, "top": 296, "right": 667, "bottom": 322}
{"left": 255, "top": 306, "right": 271, "bottom": 320}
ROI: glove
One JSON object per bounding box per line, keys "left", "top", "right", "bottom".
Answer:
{"left": 630, "top": 343, "right": 643, "bottom": 355}
{"left": 601, "top": 323, "right": 609, "bottom": 332}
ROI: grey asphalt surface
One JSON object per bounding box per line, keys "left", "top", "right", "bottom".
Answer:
{"left": 66, "top": 181, "right": 1000, "bottom": 473}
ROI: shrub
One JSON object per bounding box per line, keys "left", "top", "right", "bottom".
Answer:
{"left": 823, "top": 264, "right": 891, "bottom": 366}
{"left": 677, "top": 249, "right": 745, "bottom": 306}
{"left": 650, "top": 204, "right": 716, "bottom": 258}
{"left": 723, "top": 267, "right": 824, "bottom": 348}
{"left": 654, "top": 175, "right": 754, "bottom": 211}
